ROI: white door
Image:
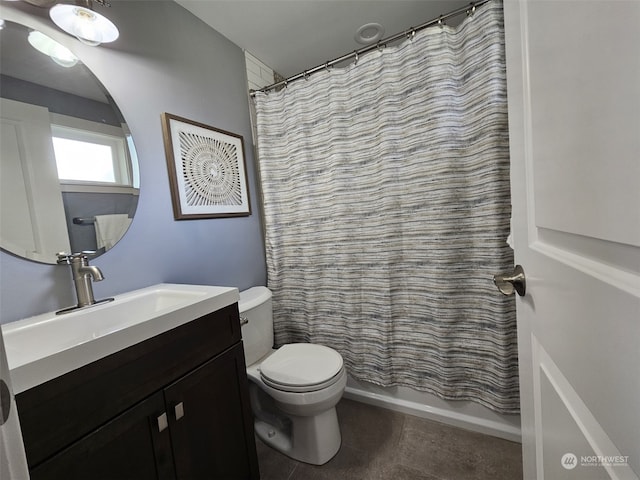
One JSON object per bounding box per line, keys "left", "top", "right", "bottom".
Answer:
{"left": 0, "top": 98, "right": 71, "bottom": 262}
{"left": 0, "top": 327, "right": 29, "bottom": 480}
{"left": 502, "top": 1, "right": 640, "bottom": 479}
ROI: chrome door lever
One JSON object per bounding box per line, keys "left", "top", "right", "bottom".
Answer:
{"left": 493, "top": 265, "right": 526, "bottom": 297}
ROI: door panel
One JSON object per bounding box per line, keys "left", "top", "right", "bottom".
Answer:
{"left": 503, "top": 1, "right": 640, "bottom": 479}
{"left": 539, "top": 365, "right": 604, "bottom": 480}
{"left": 0, "top": 98, "right": 71, "bottom": 262}
{"left": 527, "top": 2, "right": 640, "bottom": 247}
{"left": 536, "top": 338, "right": 624, "bottom": 480}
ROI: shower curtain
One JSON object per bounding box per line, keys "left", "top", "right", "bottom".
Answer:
{"left": 253, "top": 0, "right": 518, "bottom": 414}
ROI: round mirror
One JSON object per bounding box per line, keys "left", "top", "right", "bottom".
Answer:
{"left": 0, "top": 19, "right": 139, "bottom": 264}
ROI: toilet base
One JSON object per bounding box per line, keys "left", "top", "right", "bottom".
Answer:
{"left": 255, "top": 406, "right": 341, "bottom": 465}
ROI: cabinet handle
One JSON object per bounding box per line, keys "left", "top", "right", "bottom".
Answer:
{"left": 174, "top": 402, "right": 185, "bottom": 420}
{"left": 157, "top": 412, "right": 168, "bottom": 432}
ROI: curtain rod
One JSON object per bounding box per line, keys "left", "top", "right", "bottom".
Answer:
{"left": 250, "top": 0, "right": 490, "bottom": 97}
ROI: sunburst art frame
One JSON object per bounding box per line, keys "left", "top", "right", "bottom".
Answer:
{"left": 161, "top": 113, "right": 251, "bottom": 219}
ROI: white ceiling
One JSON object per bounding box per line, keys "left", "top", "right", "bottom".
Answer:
{"left": 1, "top": 0, "right": 473, "bottom": 99}
{"left": 175, "top": 0, "right": 472, "bottom": 78}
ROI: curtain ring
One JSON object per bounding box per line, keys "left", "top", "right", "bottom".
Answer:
{"left": 377, "top": 41, "right": 385, "bottom": 52}
{"left": 325, "top": 61, "right": 332, "bottom": 71}
{"left": 303, "top": 70, "right": 309, "bottom": 81}
{"left": 467, "top": 3, "right": 476, "bottom": 17}
{"left": 353, "top": 51, "right": 359, "bottom": 65}
{"left": 283, "top": 79, "right": 288, "bottom": 89}
{"left": 438, "top": 15, "right": 445, "bottom": 28}
{"left": 406, "top": 28, "right": 416, "bottom": 41}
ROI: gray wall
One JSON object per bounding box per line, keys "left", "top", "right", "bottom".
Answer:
{"left": 0, "top": 1, "right": 267, "bottom": 324}
{"left": 0, "top": 74, "right": 122, "bottom": 127}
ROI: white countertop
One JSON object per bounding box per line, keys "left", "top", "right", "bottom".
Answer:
{"left": 1, "top": 284, "right": 239, "bottom": 394}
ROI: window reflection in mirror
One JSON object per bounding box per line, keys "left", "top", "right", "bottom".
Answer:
{"left": 0, "top": 20, "right": 140, "bottom": 264}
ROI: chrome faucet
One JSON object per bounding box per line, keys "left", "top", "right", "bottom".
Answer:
{"left": 56, "top": 252, "right": 114, "bottom": 314}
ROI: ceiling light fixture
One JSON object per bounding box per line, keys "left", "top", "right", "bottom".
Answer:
{"left": 49, "top": 0, "right": 119, "bottom": 47}
{"left": 28, "top": 30, "right": 79, "bottom": 67}
{"left": 354, "top": 23, "right": 385, "bottom": 45}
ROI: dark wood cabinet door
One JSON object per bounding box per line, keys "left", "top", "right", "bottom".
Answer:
{"left": 164, "top": 343, "right": 259, "bottom": 480}
{"left": 30, "top": 392, "right": 175, "bottom": 480}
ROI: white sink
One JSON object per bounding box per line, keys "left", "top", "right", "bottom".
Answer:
{"left": 2, "top": 283, "right": 239, "bottom": 394}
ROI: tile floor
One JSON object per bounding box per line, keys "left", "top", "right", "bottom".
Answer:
{"left": 255, "top": 398, "right": 523, "bottom": 480}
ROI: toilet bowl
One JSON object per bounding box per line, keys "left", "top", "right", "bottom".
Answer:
{"left": 239, "top": 287, "right": 346, "bottom": 465}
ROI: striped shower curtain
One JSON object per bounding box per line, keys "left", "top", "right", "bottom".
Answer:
{"left": 253, "top": 1, "right": 518, "bottom": 414}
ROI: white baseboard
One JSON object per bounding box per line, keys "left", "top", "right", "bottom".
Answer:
{"left": 343, "top": 384, "right": 522, "bottom": 443}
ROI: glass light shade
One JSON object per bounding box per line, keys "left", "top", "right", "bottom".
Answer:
{"left": 49, "top": 3, "right": 119, "bottom": 46}
{"left": 27, "top": 30, "right": 79, "bottom": 68}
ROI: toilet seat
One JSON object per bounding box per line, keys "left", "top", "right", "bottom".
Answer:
{"left": 259, "top": 343, "right": 344, "bottom": 393}
{"left": 262, "top": 367, "right": 346, "bottom": 393}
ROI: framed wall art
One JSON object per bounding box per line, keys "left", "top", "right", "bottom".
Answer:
{"left": 161, "top": 113, "right": 251, "bottom": 219}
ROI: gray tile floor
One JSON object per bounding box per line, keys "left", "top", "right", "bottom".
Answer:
{"left": 256, "top": 398, "right": 523, "bottom": 480}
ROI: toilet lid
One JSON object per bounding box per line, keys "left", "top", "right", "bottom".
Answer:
{"left": 260, "top": 343, "right": 343, "bottom": 387}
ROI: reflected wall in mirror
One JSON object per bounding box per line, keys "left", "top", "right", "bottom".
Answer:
{"left": 0, "top": 20, "right": 139, "bottom": 265}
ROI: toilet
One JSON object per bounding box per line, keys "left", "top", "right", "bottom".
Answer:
{"left": 239, "top": 286, "right": 347, "bottom": 465}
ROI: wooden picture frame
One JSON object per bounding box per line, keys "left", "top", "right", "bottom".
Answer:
{"left": 161, "top": 113, "right": 251, "bottom": 219}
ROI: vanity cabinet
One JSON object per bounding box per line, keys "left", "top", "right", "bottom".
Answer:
{"left": 30, "top": 391, "right": 173, "bottom": 480}
{"left": 15, "top": 303, "right": 260, "bottom": 480}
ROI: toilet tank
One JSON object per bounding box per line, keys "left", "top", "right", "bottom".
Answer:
{"left": 239, "top": 286, "right": 274, "bottom": 367}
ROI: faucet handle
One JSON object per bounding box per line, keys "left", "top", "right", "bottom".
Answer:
{"left": 56, "top": 252, "right": 73, "bottom": 264}
{"left": 56, "top": 251, "right": 96, "bottom": 264}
